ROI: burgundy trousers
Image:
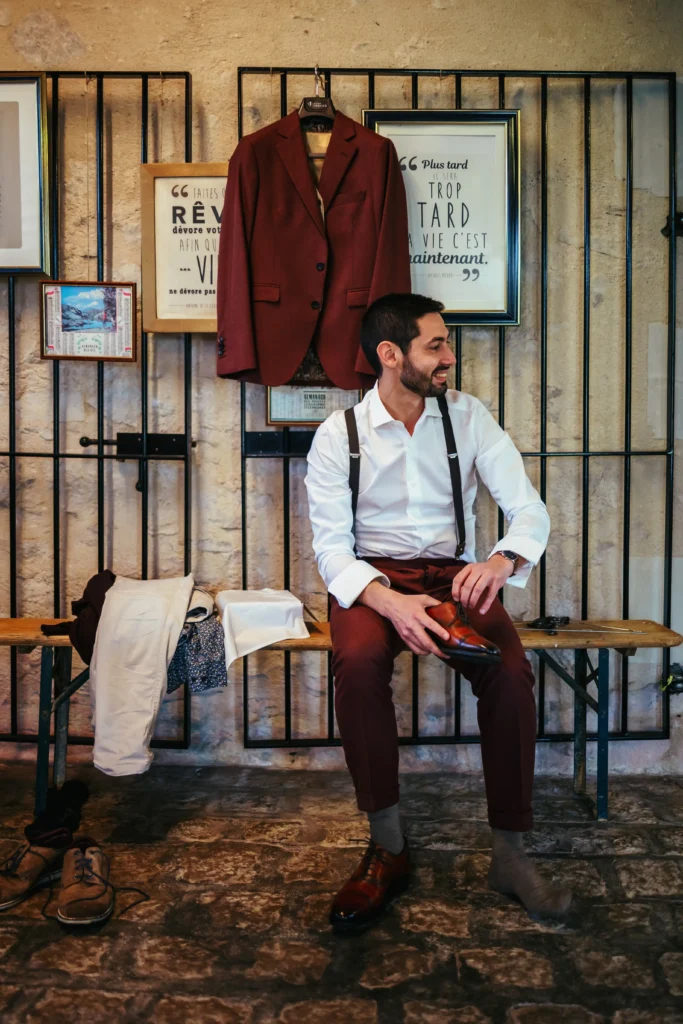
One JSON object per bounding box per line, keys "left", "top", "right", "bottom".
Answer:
{"left": 330, "top": 558, "right": 537, "bottom": 831}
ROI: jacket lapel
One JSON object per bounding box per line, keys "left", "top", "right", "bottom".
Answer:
{"left": 318, "top": 113, "right": 358, "bottom": 209}
{"left": 276, "top": 112, "right": 325, "bottom": 237}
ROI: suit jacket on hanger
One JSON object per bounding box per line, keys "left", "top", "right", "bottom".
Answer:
{"left": 216, "top": 110, "right": 411, "bottom": 390}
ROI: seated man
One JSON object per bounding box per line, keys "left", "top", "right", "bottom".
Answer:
{"left": 304, "top": 292, "right": 570, "bottom": 934}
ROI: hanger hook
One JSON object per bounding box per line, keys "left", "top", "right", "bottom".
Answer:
{"left": 314, "top": 63, "right": 321, "bottom": 98}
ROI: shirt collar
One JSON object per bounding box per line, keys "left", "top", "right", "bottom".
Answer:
{"left": 368, "top": 385, "right": 442, "bottom": 427}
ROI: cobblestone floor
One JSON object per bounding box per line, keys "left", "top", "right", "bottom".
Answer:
{"left": 0, "top": 763, "right": 682, "bottom": 1023}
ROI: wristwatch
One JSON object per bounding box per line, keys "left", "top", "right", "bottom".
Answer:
{"left": 491, "top": 549, "right": 519, "bottom": 575}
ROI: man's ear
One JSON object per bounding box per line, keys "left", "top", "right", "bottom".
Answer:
{"left": 377, "top": 340, "right": 400, "bottom": 371}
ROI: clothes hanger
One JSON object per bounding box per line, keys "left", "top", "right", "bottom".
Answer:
{"left": 298, "top": 64, "right": 336, "bottom": 132}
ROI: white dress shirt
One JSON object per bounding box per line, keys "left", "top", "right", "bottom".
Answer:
{"left": 305, "top": 385, "right": 550, "bottom": 609}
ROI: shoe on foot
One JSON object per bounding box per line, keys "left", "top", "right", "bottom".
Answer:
{"left": 57, "top": 837, "right": 114, "bottom": 925}
{"left": 0, "top": 827, "right": 71, "bottom": 911}
{"left": 329, "top": 839, "right": 411, "bottom": 935}
{"left": 488, "top": 829, "right": 571, "bottom": 920}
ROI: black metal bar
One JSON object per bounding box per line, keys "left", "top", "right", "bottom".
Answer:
{"left": 52, "top": 667, "right": 90, "bottom": 711}
{"left": 581, "top": 77, "right": 591, "bottom": 620}
{"left": 8, "top": 276, "right": 18, "bottom": 734}
{"left": 240, "top": 380, "right": 250, "bottom": 743}
{"left": 538, "top": 74, "right": 549, "bottom": 738}
{"left": 238, "top": 67, "right": 673, "bottom": 79}
{"left": 96, "top": 74, "right": 105, "bottom": 573}
{"left": 140, "top": 74, "right": 149, "bottom": 579}
{"left": 368, "top": 71, "right": 375, "bottom": 108}
{"left": 596, "top": 648, "right": 610, "bottom": 818}
{"left": 34, "top": 647, "right": 53, "bottom": 817}
{"left": 181, "top": 74, "right": 194, "bottom": 748}
{"left": 662, "top": 71, "right": 678, "bottom": 739}
{"left": 51, "top": 73, "right": 61, "bottom": 619}
{"left": 621, "top": 76, "right": 633, "bottom": 734}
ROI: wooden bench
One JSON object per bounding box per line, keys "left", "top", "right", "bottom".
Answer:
{"left": 1, "top": 617, "right": 680, "bottom": 821}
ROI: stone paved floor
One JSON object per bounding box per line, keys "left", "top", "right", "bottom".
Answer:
{"left": 0, "top": 764, "right": 682, "bottom": 1023}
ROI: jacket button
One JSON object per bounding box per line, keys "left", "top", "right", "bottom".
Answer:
{"left": 311, "top": 300, "right": 321, "bottom": 310}
{"left": 316, "top": 262, "right": 325, "bottom": 271}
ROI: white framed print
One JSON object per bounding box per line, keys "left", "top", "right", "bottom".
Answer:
{"left": 363, "top": 109, "right": 520, "bottom": 325}
{"left": 140, "top": 162, "right": 228, "bottom": 333}
{"left": 0, "top": 73, "right": 50, "bottom": 275}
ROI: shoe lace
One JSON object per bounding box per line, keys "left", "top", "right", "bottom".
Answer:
{"left": 348, "top": 838, "right": 396, "bottom": 888}
{"left": 40, "top": 845, "right": 149, "bottom": 922}
{"left": 0, "top": 842, "right": 50, "bottom": 879}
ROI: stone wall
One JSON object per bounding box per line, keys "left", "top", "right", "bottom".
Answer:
{"left": 0, "top": 0, "right": 682, "bottom": 777}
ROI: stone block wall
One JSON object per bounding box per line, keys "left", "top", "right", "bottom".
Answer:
{"left": 0, "top": 0, "right": 682, "bottom": 776}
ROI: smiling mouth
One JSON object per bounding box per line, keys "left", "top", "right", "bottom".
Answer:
{"left": 432, "top": 369, "right": 449, "bottom": 380}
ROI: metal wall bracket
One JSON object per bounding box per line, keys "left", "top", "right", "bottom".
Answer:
{"left": 243, "top": 430, "right": 315, "bottom": 458}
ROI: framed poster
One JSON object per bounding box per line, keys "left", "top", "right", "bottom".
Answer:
{"left": 267, "top": 386, "right": 360, "bottom": 427}
{"left": 140, "top": 162, "right": 228, "bottom": 333}
{"left": 363, "top": 109, "right": 520, "bottom": 325}
{"left": 0, "top": 73, "right": 50, "bottom": 275}
{"left": 41, "top": 281, "right": 137, "bottom": 361}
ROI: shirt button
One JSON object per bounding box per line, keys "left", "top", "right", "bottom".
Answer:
{"left": 316, "top": 262, "right": 325, "bottom": 271}
{"left": 311, "top": 300, "right": 321, "bottom": 310}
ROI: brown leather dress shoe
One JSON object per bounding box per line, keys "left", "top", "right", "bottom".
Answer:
{"left": 426, "top": 599, "right": 502, "bottom": 663}
{"left": 329, "top": 840, "right": 411, "bottom": 935}
{"left": 57, "top": 838, "right": 114, "bottom": 925}
{"left": 0, "top": 828, "right": 70, "bottom": 911}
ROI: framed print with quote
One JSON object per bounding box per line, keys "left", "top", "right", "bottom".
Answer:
{"left": 140, "top": 162, "right": 228, "bottom": 333}
{"left": 363, "top": 109, "right": 520, "bottom": 325}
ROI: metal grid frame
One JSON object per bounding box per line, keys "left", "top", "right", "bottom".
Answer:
{"left": 1, "top": 70, "right": 194, "bottom": 751}
{"left": 238, "top": 66, "right": 678, "bottom": 749}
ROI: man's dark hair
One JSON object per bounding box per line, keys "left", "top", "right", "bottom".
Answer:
{"left": 360, "top": 293, "right": 445, "bottom": 376}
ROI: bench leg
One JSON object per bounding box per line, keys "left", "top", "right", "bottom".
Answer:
{"left": 573, "top": 650, "right": 587, "bottom": 795}
{"left": 596, "top": 648, "right": 610, "bottom": 820}
{"left": 35, "top": 646, "right": 54, "bottom": 818}
{"left": 52, "top": 647, "right": 72, "bottom": 791}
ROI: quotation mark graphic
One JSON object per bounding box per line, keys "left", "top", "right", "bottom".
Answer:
{"left": 462, "top": 269, "right": 480, "bottom": 281}
{"left": 399, "top": 156, "right": 418, "bottom": 171}
{"left": 171, "top": 184, "right": 189, "bottom": 197}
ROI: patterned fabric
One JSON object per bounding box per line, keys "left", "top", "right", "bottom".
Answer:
{"left": 167, "top": 615, "right": 228, "bottom": 695}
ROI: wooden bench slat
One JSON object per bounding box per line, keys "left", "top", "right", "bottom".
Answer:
{"left": 0, "top": 617, "right": 680, "bottom": 653}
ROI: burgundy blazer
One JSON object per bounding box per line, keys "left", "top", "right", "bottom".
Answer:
{"left": 216, "top": 110, "right": 411, "bottom": 390}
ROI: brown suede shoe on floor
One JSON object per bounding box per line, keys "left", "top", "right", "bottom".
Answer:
{"left": 0, "top": 828, "right": 71, "bottom": 911}
{"left": 426, "top": 599, "right": 502, "bottom": 663}
{"left": 330, "top": 839, "right": 411, "bottom": 935}
{"left": 57, "top": 837, "right": 114, "bottom": 925}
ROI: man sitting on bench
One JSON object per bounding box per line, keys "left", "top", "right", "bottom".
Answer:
{"left": 304, "top": 292, "right": 571, "bottom": 933}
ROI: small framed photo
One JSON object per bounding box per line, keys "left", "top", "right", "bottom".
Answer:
{"left": 363, "top": 109, "right": 520, "bottom": 325}
{"left": 140, "top": 162, "right": 228, "bottom": 333}
{"left": 267, "top": 386, "right": 360, "bottom": 428}
{"left": 0, "top": 72, "right": 50, "bottom": 275}
{"left": 41, "top": 281, "right": 137, "bottom": 361}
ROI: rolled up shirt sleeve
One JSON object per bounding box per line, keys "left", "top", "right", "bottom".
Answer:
{"left": 474, "top": 407, "right": 550, "bottom": 590}
{"left": 305, "top": 417, "right": 390, "bottom": 609}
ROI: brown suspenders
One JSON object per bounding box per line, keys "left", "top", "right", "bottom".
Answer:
{"left": 344, "top": 396, "right": 466, "bottom": 559}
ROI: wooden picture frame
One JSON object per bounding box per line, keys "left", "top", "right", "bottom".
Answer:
{"left": 140, "top": 162, "right": 228, "bottom": 333}
{"left": 0, "top": 72, "right": 51, "bottom": 276}
{"left": 41, "top": 281, "right": 137, "bottom": 362}
{"left": 267, "top": 386, "right": 360, "bottom": 428}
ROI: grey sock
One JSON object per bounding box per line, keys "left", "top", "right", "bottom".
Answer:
{"left": 489, "top": 828, "right": 571, "bottom": 919}
{"left": 367, "top": 802, "right": 404, "bottom": 856}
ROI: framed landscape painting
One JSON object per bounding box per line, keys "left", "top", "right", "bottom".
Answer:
{"left": 41, "top": 281, "right": 137, "bottom": 361}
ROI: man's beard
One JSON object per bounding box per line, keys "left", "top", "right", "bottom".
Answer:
{"left": 400, "top": 353, "right": 450, "bottom": 398}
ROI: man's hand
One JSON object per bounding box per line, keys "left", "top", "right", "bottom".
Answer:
{"left": 358, "top": 582, "right": 450, "bottom": 657}
{"left": 451, "top": 554, "right": 515, "bottom": 615}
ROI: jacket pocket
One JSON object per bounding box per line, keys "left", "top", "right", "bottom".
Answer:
{"left": 333, "top": 189, "right": 366, "bottom": 208}
{"left": 253, "top": 284, "right": 280, "bottom": 302}
{"left": 347, "top": 287, "right": 370, "bottom": 308}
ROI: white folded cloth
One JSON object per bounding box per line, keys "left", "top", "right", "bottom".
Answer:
{"left": 215, "top": 588, "right": 310, "bottom": 669}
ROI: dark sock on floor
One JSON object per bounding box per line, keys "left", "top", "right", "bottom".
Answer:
{"left": 489, "top": 828, "right": 571, "bottom": 919}
{"left": 367, "top": 802, "right": 403, "bottom": 855}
